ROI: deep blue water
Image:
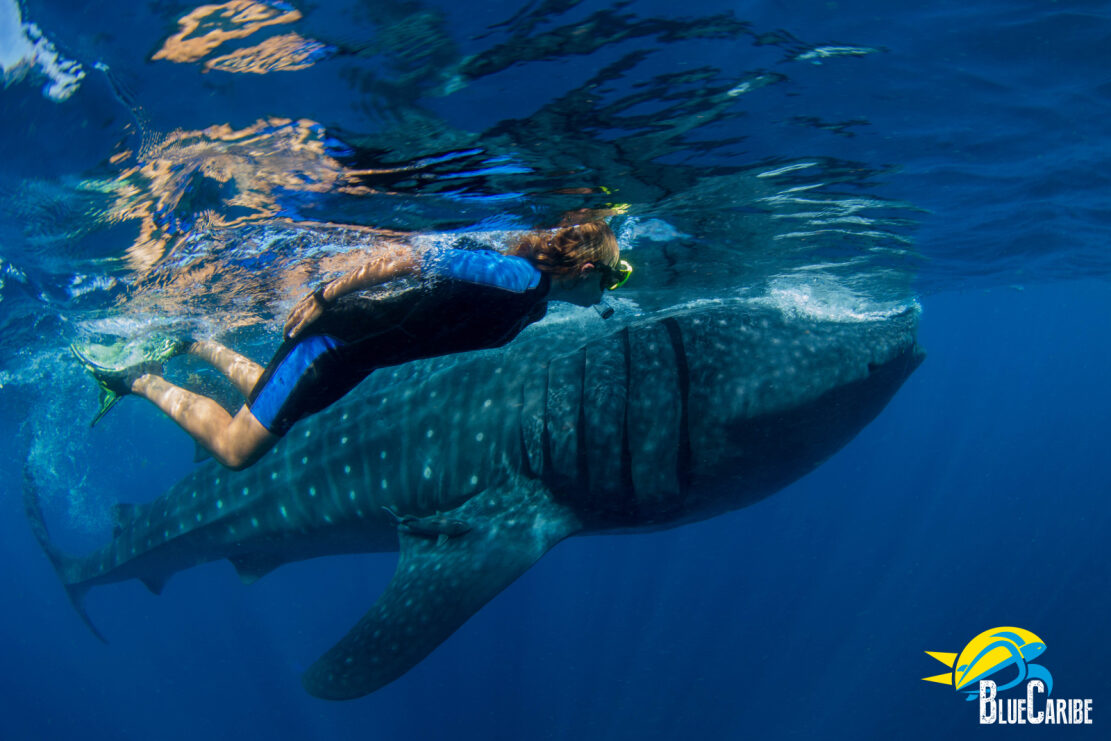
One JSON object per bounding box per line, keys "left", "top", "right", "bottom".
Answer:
{"left": 2, "top": 1, "right": 1109, "bottom": 739}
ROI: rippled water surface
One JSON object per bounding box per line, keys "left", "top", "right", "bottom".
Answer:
{"left": 2, "top": 1, "right": 1109, "bottom": 739}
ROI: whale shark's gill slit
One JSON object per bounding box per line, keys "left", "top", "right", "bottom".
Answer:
{"left": 619, "top": 328, "right": 634, "bottom": 502}
{"left": 661, "top": 318, "right": 692, "bottom": 494}
{"left": 519, "top": 419, "right": 533, "bottom": 478}
{"left": 518, "top": 363, "right": 547, "bottom": 479}
{"left": 539, "top": 360, "right": 553, "bottom": 481}
{"left": 575, "top": 358, "right": 589, "bottom": 491}
{"left": 544, "top": 350, "right": 585, "bottom": 495}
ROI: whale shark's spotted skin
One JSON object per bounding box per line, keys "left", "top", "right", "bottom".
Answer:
{"left": 26, "top": 299, "right": 922, "bottom": 699}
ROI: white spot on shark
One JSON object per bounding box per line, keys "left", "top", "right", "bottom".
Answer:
{"left": 191, "top": 491, "right": 197, "bottom": 499}
{"left": 345, "top": 465, "right": 351, "bottom": 475}
{"left": 196, "top": 513, "right": 202, "bottom": 522}
{"left": 341, "top": 436, "right": 348, "bottom": 445}
{"left": 217, "top": 499, "right": 224, "bottom": 509}
{"left": 270, "top": 472, "right": 278, "bottom": 480}
{"left": 304, "top": 430, "right": 312, "bottom": 438}
{"left": 426, "top": 429, "right": 434, "bottom": 438}
{"left": 475, "top": 432, "right": 484, "bottom": 442}
{"left": 251, "top": 517, "right": 259, "bottom": 528}
{"left": 280, "top": 506, "right": 288, "bottom": 519}
{"left": 349, "top": 490, "right": 356, "bottom": 501}
{"left": 302, "top": 456, "right": 308, "bottom": 465}
{"left": 309, "top": 487, "right": 317, "bottom": 497}
{"left": 483, "top": 399, "right": 492, "bottom": 408}
{"left": 381, "top": 479, "right": 388, "bottom": 489}
{"left": 470, "top": 475, "right": 479, "bottom": 485}
{"left": 241, "top": 487, "right": 249, "bottom": 496}
{"left": 423, "top": 466, "right": 432, "bottom": 479}
{"left": 380, "top": 451, "right": 387, "bottom": 460}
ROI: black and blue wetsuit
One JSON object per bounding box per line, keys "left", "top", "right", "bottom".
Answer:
{"left": 247, "top": 248, "right": 551, "bottom": 436}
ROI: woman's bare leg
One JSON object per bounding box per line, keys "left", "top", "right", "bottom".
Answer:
{"left": 185, "top": 340, "right": 264, "bottom": 398}
{"left": 130, "top": 374, "right": 277, "bottom": 469}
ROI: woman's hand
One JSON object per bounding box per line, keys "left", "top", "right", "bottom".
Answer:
{"left": 284, "top": 289, "right": 326, "bottom": 339}
{"left": 283, "top": 245, "right": 417, "bottom": 340}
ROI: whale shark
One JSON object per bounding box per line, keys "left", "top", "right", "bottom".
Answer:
{"left": 26, "top": 298, "right": 923, "bottom": 700}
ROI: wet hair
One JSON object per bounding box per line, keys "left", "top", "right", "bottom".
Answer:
{"left": 508, "top": 221, "right": 618, "bottom": 278}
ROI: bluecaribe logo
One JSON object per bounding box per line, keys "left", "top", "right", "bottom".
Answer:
{"left": 922, "top": 627, "right": 1093, "bottom": 725}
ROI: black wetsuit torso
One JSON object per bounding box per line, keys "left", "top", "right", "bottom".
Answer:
{"left": 313, "top": 270, "right": 551, "bottom": 369}
{"left": 247, "top": 248, "right": 551, "bottom": 435}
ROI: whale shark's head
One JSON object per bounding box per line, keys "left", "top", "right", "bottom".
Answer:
{"left": 528, "top": 296, "right": 922, "bottom": 528}
{"left": 673, "top": 300, "right": 921, "bottom": 518}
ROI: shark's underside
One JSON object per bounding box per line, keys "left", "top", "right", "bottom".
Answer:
{"left": 27, "top": 298, "right": 922, "bottom": 699}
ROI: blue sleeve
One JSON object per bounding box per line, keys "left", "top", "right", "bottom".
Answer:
{"left": 421, "top": 248, "right": 542, "bottom": 293}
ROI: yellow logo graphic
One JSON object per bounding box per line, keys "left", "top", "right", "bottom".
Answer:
{"left": 923, "top": 626, "right": 1052, "bottom": 700}
{"left": 923, "top": 626, "right": 1094, "bottom": 725}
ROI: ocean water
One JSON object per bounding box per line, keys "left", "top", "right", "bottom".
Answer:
{"left": 1, "top": 1, "right": 1108, "bottom": 739}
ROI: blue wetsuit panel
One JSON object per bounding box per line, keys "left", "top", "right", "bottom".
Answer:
{"left": 249, "top": 334, "right": 344, "bottom": 434}
{"left": 422, "top": 248, "right": 541, "bottom": 293}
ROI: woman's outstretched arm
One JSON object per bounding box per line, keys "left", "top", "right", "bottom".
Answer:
{"left": 284, "top": 242, "right": 419, "bottom": 339}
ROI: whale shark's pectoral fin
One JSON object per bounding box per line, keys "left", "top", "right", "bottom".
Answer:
{"left": 302, "top": 482, "right": 580, "bottom": 700}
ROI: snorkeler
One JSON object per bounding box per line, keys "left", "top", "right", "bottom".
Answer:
{"left": 74, "top": 222, "right": 631, "bottom": 470}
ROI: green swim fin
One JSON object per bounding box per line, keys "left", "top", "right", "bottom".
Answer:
{"left": 90, "top": 385, "right": 121, "bottom": 427}
{"left": 71, "top": 335, "right": 189, "bottom": 427}
{"left": 71, "top": 343, "right": 128, "bottom": 427}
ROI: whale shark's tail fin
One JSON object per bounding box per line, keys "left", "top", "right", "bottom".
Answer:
{"left": 22, "top": 466, "right": 108, "bottom": 643}
{"left": 303, "top": 481, "right": 580, "bottom": 700}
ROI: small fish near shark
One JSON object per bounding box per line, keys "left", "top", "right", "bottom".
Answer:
{"left": 26, "top": 298, "right": 923, "bottom": 700}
